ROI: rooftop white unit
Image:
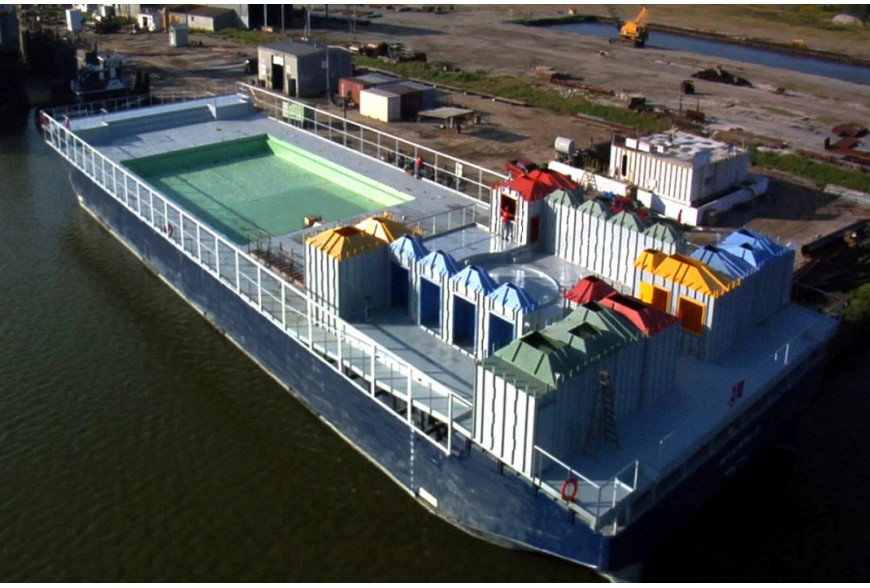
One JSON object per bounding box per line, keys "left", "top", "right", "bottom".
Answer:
{"left": 607, "top": 130, "right": 766, "bottom": 225}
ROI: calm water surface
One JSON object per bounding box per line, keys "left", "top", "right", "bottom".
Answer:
{"left": 550, "top": 22, "right": 870, "bottom": 85}
{"left": 1, "top": 115, "right": 867, "bottom": 581}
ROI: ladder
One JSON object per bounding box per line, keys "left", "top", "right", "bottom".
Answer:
{"left": 581, "top": 169, "right": 598, "bottom": 194}
{"left": 583, "top": 371, "right": 620, "bottom": 458}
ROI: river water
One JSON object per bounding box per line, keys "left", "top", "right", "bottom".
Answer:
{"left": 1, "top": 116, "right": 867, "bottom": 581}
{"left": 550, "top": 22, "right": 870, "bottom": 85}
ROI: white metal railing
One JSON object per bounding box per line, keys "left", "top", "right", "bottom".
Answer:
{"left": 41, "top": 109, "right": 473, "bottom": 456}
{"left": 407, "top": 203, "right": 488, "bottom": 237}
{"left": 528, "top": 324, "right": 823, "bottom": 531}
{"left": 45, "top": 83, "right": 240, "bottom": 121}
{"left": 533, "top": 445, "right": 640, "bottom": 530}
{"left": 236, "top": 82, "right": 507, "bottom": 204}
{"left": 591, "top": 326, "right": 823, "bottom": 531}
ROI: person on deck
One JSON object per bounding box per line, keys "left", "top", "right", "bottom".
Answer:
{"left": 501, "top": 204, "right": 513, "bottom": 240}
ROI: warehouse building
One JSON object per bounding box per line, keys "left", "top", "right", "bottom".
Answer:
{"left": 169, "top": 6, "right": 241, "bottom": 32}
{"left": 258, "top": 40, "right": 352, "bottom": 98}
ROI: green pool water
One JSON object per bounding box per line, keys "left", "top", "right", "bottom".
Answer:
{"left": 123, "top": 134, "right": 413, "bottom": 244}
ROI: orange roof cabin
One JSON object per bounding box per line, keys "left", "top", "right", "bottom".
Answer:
{"left": 632, "top": 250, "right": 753, "bottom": 360}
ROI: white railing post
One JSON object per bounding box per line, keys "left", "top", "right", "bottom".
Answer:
{"left": 369, "top": 343, "right": 376, "bottom": 396}
{"left": 612, "top": 479, "right": 618, "bottom": 509}
{"left": 281, "top": 281, "right": 287, "bottom": 328}
{"left": 234, "top": 250, "right": 240, "bottom": 293}
{"left": 112, "top": 162, "right": 118, "bottom": 200}
{"left": 597, "top": 485, "right": 603, "bottom": 521}
{"left": 407, "top": 372, "right": 413, "bottom": 422}
{"left": 447, "top": 391, "right": 453, "bottom": 452}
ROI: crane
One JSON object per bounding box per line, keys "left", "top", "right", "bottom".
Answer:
{"left": 609, "top": 6, "right": 649, "bottom": 48}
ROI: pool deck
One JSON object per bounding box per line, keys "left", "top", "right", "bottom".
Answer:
{"left": 80, "top": 101, "right": 491, "bottom": 260}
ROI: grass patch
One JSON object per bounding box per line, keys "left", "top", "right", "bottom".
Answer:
{"left": 743, "top": 5, "right": 867, "bottom": 29}
{"left": 353, "top": 56, "right": 670, "bottom": 133}
{"left": 750, "top": 148, "right": 870, "bottom": 193}
{"left": 209, "top": 28, "right": 286, "bottom": 46}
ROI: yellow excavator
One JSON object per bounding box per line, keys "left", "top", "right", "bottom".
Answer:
{"left": 609, "top": 6, "right": 649, "bottom": 48}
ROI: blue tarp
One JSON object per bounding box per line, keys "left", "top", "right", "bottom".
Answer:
{"left": 690, "top": 244, "right": 755, "bottom": 279}
{"left": 419, "top": 249, "right": 460, "bottom": 277}
{"left": 488, "top": 282, "right": 540, "bottom": 313}
{"left": 451, "top": 265, "right": 497, "bottom": 294}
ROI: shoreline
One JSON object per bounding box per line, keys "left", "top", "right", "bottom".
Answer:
{"left": 517, "top": 14, "right": 870, "bottom": 67}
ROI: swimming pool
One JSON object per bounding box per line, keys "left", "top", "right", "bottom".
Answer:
{"left": 123, "top": 134, "right": 414, "bottom": 244}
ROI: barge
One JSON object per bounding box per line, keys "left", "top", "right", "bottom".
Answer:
{"left": 41, "top": 85, "right": 838, "bottom": 577}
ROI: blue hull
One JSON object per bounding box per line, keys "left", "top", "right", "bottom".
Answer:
{"left": 69, "top": 167, "right": 828, "bottom": 574}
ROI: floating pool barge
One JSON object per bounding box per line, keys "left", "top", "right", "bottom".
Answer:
{"left": 41, "top": 83, "right": 838, "bottom": 576}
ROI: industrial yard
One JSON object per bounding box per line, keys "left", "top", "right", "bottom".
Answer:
{"left": 20, "top": 5, "right": 870, "bottom": 269}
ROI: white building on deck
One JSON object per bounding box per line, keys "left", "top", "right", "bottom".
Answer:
{"left": 551, "top": 131, "right": 768, "bottom": 227}
{"left": 609, "top": 131, "right": 768, "bottom": 226}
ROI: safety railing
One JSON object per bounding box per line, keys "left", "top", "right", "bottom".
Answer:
{"left": 571, "top": 324, "right": 827, "bottom": 532}
{"left": 532, "top": 445, "right": 640, "bottom": 530}
{"left": 45, "top": 82, "right": 241, "bottom": 121}
{"left": 406, "top": 203, "right": 488, "bottom": 237}
{"left": 293, "top": 202, "right": 485, "bottom": 252}
{"left": 236, "top": 82, "right": 507, "bottom": 204}
{"left": 41, "top": 108, "right": 474, "bottom": 456}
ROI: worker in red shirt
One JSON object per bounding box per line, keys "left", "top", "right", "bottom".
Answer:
{"left": 415, "top": 155, "right": 423, "bottom": 178}
{"left": 501, "top": 204, "right": 513, "bottom": 240}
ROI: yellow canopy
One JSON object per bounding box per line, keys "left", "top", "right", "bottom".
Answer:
{"left": 354, "top": 216, "right": 409, "bottom": 243}
{"left": 307, "top": 225, "right": 385, "bottom": 260}
{"left": 635, "top": 251, "right": 738, "bottom": 297}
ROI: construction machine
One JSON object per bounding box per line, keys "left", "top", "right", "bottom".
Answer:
{"left": 609, "top": 6, "right": 649, "bottom": 48}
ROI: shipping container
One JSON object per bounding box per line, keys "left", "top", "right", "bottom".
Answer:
{"left": 338, "top": 73, "right": 399, "bottom": 107}
{"left": 376, "top": 82, "right": 426, "bottom": 119}
{"left": 359, "top": 87, "right": 401, "bottom": 122}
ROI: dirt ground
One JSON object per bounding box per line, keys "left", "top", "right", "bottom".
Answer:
{"left": 91, "top": 5, "right": 870, "bottom": 253}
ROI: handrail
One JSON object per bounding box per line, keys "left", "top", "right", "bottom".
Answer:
{"left": 235, "top": 82, "right": 508, "bottom": 204}
{"left": 40, "top": 108, "right": 473, "bottom": 456}
{"left": 532, "top": 444, "right": 642, "bottom": 530}
{"left": 45, "top": 83, "right": 240, "bottom": 120}
{"left": 585, "top": 326, "right": 823, "bottom": 531}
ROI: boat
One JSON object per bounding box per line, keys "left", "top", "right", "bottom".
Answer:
{"left": 40, "top": 84, "right": 838, "bottom": 577}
